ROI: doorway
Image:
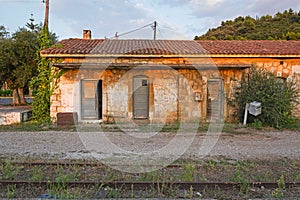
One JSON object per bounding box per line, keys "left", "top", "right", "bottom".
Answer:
{"left": 133, "top": 76, "right": 149, "bottom": 119}
{"left": 206, "top": 79, "right": 224, "bottom": 122}
{"left": 81, "top": 79, "right": 102, "bottom": 120}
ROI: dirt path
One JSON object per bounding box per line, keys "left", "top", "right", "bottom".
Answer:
{"left": 0, "top": 130, "right": 299, "bottom": 161}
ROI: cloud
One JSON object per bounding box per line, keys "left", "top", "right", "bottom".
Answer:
{"left": 47, "top": 0, "right": 300, "bottom": 39}
{"left": 50, "top": 0, "right": 152, "bottom": 39}
{"left": 249, "top": 0, "right": 300, "bottom": 16}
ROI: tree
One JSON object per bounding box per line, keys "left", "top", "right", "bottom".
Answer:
{"left": 12, "top": 28, "right": 39, "bottom": 104}
{"left": 234, "top": 67, "right": 298, "bottom": 128}
{"left": 0, "top": 27, "right": 39, "bottom": 104}
{"left": 0, "top": 25, "right": 9, "bottom": 38}
{"left": 0, "top": 17, "right": 57, "bottom": 106}
{"left": 0, "top": 37, "right": 16, "bottom": 88}
{"left": 195, "top": 9, "right": 300, "bottom": 40}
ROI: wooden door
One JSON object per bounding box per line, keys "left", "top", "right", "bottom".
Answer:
{"left": 207, "top": 79, "right": 224, "bottom": 122}
{"left": 133, "top": 76, "right": 149, "bottom": 119}
{"left": 81, "top": 80, "right": 102, "bottom": 120}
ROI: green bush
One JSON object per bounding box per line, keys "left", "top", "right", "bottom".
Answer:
{"left": 0, "top": 89, "right": 12, "bottom": 96}
{"left": 234, "top": 67, "right": 299, "bottom": 128}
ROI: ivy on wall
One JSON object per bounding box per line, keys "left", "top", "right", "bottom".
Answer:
{"left": 30, "top": 27, "right": 65, "bottom": 124}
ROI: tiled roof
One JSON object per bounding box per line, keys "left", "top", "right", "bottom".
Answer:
{"left": 41, "top": 39, "right": 207, "bottom": 55}
{"left": 41, "top": 39, "right": 300, "bottom": 56}
{"left": 197, "top": 40, "right": 300, "bottom": 55}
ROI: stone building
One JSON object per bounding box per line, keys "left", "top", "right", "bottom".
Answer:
{"left": 40, "top": 30, "right": 300, "bottom": 124}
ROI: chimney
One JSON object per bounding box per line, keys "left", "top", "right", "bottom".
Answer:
{"left": 83, "top": 30, "right": 91, "bottom": 39}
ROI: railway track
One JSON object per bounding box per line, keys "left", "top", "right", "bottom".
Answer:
{"left": 0, "top": 160, "right": 185, "bottom": 168}
{"left": 1, "top": 180, "right": 300, "bottom": 190}
{"left": 1, "top": 160, "right": 300, "bottom": 198}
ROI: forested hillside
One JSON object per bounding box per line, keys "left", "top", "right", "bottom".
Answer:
{"left": 195, "top": 9, "right": 300, "bottom": 40}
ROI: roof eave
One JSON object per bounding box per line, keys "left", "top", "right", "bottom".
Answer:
{"left": 51, "top": 62, "right": 252, "bottom": 70}
{"left": 41, "top": 53, "right": 300, "bottom": 58}
{"left": 41, "top": 53, "right": 212, "bottom": 58}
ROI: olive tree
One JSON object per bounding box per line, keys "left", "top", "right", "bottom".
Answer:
{"left": 0, "top": 28, "right": 38, "bottom": 104}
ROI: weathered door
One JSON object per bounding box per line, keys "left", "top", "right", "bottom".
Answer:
{"left": 81, "top": 80, "right": 102, "bottom": 120}
{"left": 206, "top": 79, "right": 224, "bottom": 122}
{"left": 133, "top": 76, "right": 149, "bottom": 119}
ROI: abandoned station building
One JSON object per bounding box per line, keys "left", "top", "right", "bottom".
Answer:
{"left": 40, "top": 30, "right": 300, "bottom": 125}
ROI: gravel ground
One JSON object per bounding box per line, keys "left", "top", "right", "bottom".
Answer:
{"left": 0, "top": 129, "right": 299, "bottom": 161}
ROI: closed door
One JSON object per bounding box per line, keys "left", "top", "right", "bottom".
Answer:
{"left": 81, "top": 80, "right": 102, "bottom": 120}
{"left": 207, "top": 79, "right": 224, "bottom": 122}
{"left": 133, "top": 76, "right": 149, "bottom": 119}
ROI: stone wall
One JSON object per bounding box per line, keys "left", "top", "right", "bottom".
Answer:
{"left": 50, "top": 56, "right": 300, "bottom": 123}
{"left": 292, "top": 65, "right": 300, "bottom": 118}
{"left": 0, "top": 107, "right": 32, "bottom": 125}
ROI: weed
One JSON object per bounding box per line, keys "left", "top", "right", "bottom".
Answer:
{"left": 282, "top": 119, "right": 300, "bottom": 131}
{"left": 131, "top": 184, "right": 134, "bottom": 198}
{"left": 30, "top": 166, "right": 44, "bottom": 182}
{"left": 264, "top": 171, "right": 270, "bottom": 182}
{"left": 201, "top": 185, "right": 222, "bottom": 199}
{"left": 181, "top": 164, "right": 196, "bottom": 181}
{"left": 198, "top": 174, "right": 208, "bottom": 181}
{"left": 271, "top": 174, "right": 286, "bottom": 198}
{"left": 6, "top": 184, "right": 16, "bottom": 199}
{"left": 227, "top": 162, "right": 250, "bottom": 193}
{"left": 1, "top": 161, "right": 19, "bottom": 180}
{"left": 47, "top": 181, "right": 81, "bottom": 199}
{"left": 47, "top": 181, "right": 65, "bottom": 198}
{"left": 189, "top": 185, "right": 194, "bottom": 199}
{"left": 251, "top": 119, "right": 263, "bottom": 130}
{"left": 272, "top": 188, "right": 284, "bottom": 198}
{"left": 106, "top": 186, "right": 120, "bottom": 198}
{"left": 278, "top": 174, "right": 286, "bottom": 190}
{"left": 183, "top": 186, "right": 194, "bottom": 199}
{"left": 206, "top": 160, "right": 217, "bottom": 167}
{"left": 102, "top": 168, "right": 123, "bottom": 181}
{"left": 140, "top": 170, "right": 161, "bottom": 182}
{"left": 156, "top": 175, "right": 168, "bottom": 196}
{"left": 55, "top": 165, "right": 78, "bottom": 182}
{"left": 291, "top": 161, "right": 299, "bottom": 182}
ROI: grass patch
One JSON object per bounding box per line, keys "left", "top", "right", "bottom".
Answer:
{"left": 281, "top": 119, "right": 300, "bottom": 131}
{"left": 0, "top": 120, "right": 299, "bottom": 133}
{"left": 0, "top": 121, "right": 76, "bottom": 132}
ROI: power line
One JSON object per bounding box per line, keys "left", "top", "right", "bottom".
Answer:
{"left": 0, "top": 0, "right": 40, "bottom": 2}
{"left": 109, "top": 21, "right": 158, "bottom": 39}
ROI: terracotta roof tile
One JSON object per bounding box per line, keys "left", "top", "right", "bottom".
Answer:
{"left": 41, "top": 39, "right": 300, "bottom": 56}
{"left": 197, "top": 40, "right": 300, "bottom": 55}
{"left": 90, "top": 39, "right": 207, "bottom": 54}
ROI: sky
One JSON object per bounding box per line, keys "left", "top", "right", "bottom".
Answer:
{"left": 0, "top": 0, "right": 300, "bottom": 40}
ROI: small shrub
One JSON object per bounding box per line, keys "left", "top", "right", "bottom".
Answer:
{"left": 0, "top": 89, "right": 12, "bottom": 96}
{"left": 234, "top": 66, "right": 299, "bottom": 128}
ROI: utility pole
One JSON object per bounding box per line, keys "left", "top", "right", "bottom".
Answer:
{"left": 153, "top": 21, "right": 157, "bottom": 40}
{"left": 43, "top": 0, "right": 49, "bottom": 29}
